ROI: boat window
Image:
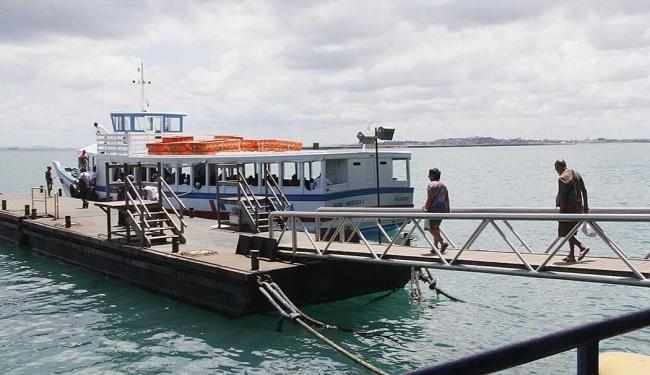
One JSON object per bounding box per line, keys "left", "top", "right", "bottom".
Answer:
{"left": 302, "top": 161, "right": 321, "bottom": 190}
{"left": 134, "top": 117, "right": 146, "bottom": 131}
{"left": 112, "top": 116, "right": 126, "bottom": 132}
{"left": 208, "top": 164, "right": 218, "bottom": 186}
{"left": 165, "top": 117, "right": 182, "bottom": 132}
{"left": 178, "top": 166, "right": 192, "bottom": 185}
{"left": 325, "top": 159, "right": 347, "bottom": 185}
{"left": 282, "top": 162, "right": 299, "bottom": 186}
{"left": 193, "top": 163, "right": 206, "bottom": 188}
{"left": 392, "top": 159, "right": 408, "bottom": 181}
{"left": 264, "top": 163, "right": 280, "bottom": 186}
{"left": 163, "top": 167, "right": 175, "bottom": 185}
{"left": 243, "top": 164, "right": 258, "bottom": 187}
{"left": 352, "top": 162, "right": 361, "bottom": 166}
{"left": 146, "top": 116, "right": 162, "bottom": 132}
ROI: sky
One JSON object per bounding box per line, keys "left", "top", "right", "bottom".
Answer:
{"left": 2, "top": 0, "right": 650, "bottom": 147}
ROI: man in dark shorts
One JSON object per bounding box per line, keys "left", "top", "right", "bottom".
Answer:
{"left": 423, "top": 168, "right": 450, "bottom": 254}
{"left": 78, "top": 168, "right": 92, "bottom": 209}
{"left": 555, "top": 159, "right": 590, "bottom": 262}
{"left": 45, "top": 166, "right": 54, "bottom": 198}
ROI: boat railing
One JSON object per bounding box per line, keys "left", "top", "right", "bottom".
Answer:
{"left": 263, "top": 166, "right": 292, "bottom": 211}
{"left": 97, "top": 133, "right": 157, "bottom": 155}
{"left": 407, "top": 306, "right": 650, "bottom": 375}
{"left": 237, "top": 167, "right": 262, "bottom": 209}
{"left": 268, "top": 209, "right": 650, "bottom": 286}
{"left": 157, "top": 176, "right": 187, "bottom": 233}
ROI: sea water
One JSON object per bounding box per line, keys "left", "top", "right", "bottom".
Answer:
{"left": 0, "top": 145, "right": 649, "bottom": 374}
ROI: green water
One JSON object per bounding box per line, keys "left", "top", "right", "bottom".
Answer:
{"left": 0, "top": 145, "right": 649, "bottom": 374}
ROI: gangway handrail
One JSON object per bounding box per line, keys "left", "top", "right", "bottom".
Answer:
{"left": 317, "top": 206, "right": 650, "bottom": 214}
{"left": 274, "top": 210, "right": 650, "bottom": 222}
{"left": 407, "top": 306, "right": 650, "bottom": 375}
{"left": 268, "top": 210, "right": 650, "bottom": 286}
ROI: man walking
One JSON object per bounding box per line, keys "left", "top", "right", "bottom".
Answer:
{"left": 423, "top": 168, "right": 450, "bottom": 254}
{"left": 78, "top": 168, "right": 92, "bottom": 209}
{"left": 555, "top": 159, "right": 590, "bottom": 262}
{"left": 45, "top": 166, "right": 54, "bottom": 198}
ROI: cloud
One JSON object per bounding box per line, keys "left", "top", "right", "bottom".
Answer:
{"left": 1, "top": 0, "right": 650, "bottom": 148}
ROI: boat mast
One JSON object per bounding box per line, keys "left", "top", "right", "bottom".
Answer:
{"left": 132, "top": 61, "right": 151, "bottom": 112}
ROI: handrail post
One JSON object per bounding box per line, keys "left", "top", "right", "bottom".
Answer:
{"left": 215, "top": 164, "right": 221, "bottom": 228}
{"left": 105, "top": 162, "right": 110, "bottom": 201}
{"left": 577, "top": 341, "right": 598, "bottom": 375}
{"left": 157, "top": 161, "right": 162, "bottom": 203}
{"left": 291, "top": 216, "right": 297, "bottom": 253}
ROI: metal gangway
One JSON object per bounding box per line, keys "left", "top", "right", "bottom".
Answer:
{"left": 268, "top": 207, "right": 650, "bottom": 287}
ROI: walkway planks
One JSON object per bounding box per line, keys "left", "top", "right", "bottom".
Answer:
{"left": 277, "top": 237, "right": 650, "bottom": 281}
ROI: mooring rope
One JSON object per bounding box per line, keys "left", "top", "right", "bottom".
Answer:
{"left": 257, "top": 276, "right": 389, "bottom": 375}
{"left": 415, "top": 268, "right": 466, "bottom": 303}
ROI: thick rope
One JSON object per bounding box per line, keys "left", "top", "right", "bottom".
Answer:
{"left": 257, "top": 277, "right": 388, "bottom": 375}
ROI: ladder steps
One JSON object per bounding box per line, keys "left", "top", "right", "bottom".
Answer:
{"left": 148, "top": 234, "right": 179, "bottom": 241}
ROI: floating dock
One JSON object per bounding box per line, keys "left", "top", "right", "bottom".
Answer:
{"left": 0, "top": 193, "right": 410, "bottom": 317}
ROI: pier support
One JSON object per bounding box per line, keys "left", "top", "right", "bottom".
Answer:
{"left": 1, "top": 200, "right": 6, "bottom": 210}
{"left": 250, "top": 250, "right": 259, "bottom": 270}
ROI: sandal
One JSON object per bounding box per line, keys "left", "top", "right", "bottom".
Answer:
{"left": 562, "top": 256, "right": 576, "bottom": 262}
{"left": 578, "top": 247, "right": 590, "bottom": 261}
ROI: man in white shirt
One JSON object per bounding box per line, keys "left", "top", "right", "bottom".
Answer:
{"left": 314, "top": 175, "right": 332, "bottom": 187}
{"left": 78, "top": 168, "right": 93, "bottom": 208}
{"left": 94, "top": 122, "right": 109, "bottom": 135}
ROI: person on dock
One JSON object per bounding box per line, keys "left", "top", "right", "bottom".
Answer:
{"left": 45, "top": 166, "right": 54, "bottom": 198}
{"left": 555, "top": 159, "right": 590, "bottom": 262}
{"left": 116, "top": 173, "right": 126, "bottom": 226}
{"left": 78, "top": 149, "right": 89, "bottom": 171}
{"left": 78, "top": 168, "right": 93, "bottom": 209}
{"left": 144, "top": 173, "right": 160, "bottom": 202}
{"left": 423, "top": 168, "right": 450, "bottom": 254}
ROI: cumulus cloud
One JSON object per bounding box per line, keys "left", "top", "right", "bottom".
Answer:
{"left": 1, "top": 0, "right": 650, "bottom": 147}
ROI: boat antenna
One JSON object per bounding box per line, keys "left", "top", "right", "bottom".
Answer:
{"left": 132, "top": 61, "right": 151, "bottom": 112}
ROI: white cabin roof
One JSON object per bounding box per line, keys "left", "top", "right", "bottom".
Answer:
{"left": 95, "top": 148, "right": 411, "bottom": 165}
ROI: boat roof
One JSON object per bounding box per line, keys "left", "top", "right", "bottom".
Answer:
{"left": 94, "top": 148, "right": 411, "bottom": 164}
{"left": 110, "top": 112, "right": 186, "bottom": 117}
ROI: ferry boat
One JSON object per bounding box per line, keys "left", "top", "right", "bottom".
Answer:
{"left": 52, "top": 111, "right": 415, "bottom": 229}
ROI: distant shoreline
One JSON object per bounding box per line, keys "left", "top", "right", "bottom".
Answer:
{"left": 3, "top": 138, "right": 649, "bottom": 151}
{"left": 316, "top": 139, "right": 650, "bottom": 150}
{"left": 0, "top": 147, "right": 76, "bottom": 151}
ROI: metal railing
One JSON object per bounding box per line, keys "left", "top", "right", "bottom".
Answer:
{"left": 316, "top": 207, "right": 650, "bottom": 260}
{"left": 407, "top": 306, "right": 650, "bottom": 375}
{"left": 263, "top": 166, "right": 292, "bottom": 211}
{"left": 268, "top": 209, "right": 650, "bottom": 286}
{"left": 30, "top": 187, "right": 48, "bottom": 217}
{"left": 97, "top": 133, "right": 157, "bottom": 155}
{"left": 157, "top": 176, "right": 187, "bottom": 233}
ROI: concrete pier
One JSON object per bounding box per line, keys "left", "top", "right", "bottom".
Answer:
{"left": 0, "top": 193, "right": 410, "bottom": 317}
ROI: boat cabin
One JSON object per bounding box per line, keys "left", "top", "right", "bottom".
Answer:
{"left": 110, "top": 112, "right": 185, "bottom": 133}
